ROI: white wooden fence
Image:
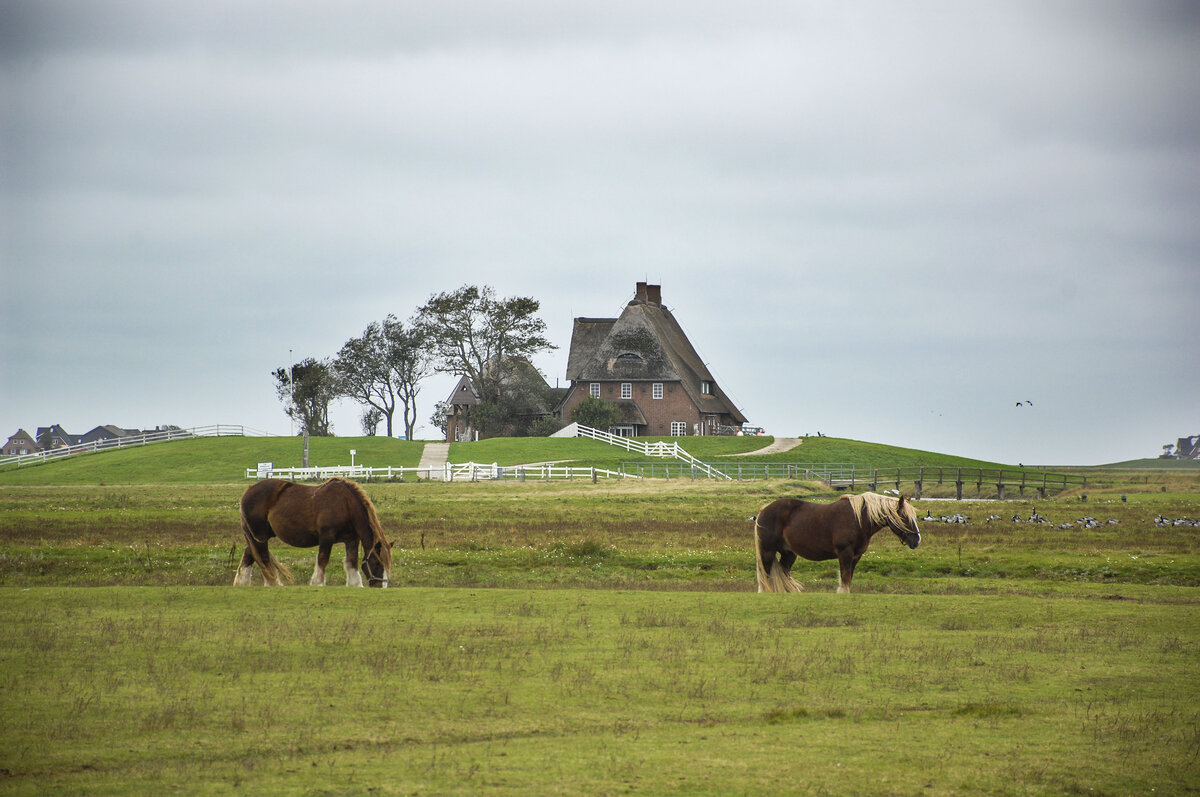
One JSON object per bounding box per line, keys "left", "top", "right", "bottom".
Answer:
{"left": 0, "top": 425, "right": 273, "bottom": 470}
{"left": 246, "top": 461, "right": 631, "bottom": 482}
{"left": 566, "top": 423, "right": 732, "bottom": 480}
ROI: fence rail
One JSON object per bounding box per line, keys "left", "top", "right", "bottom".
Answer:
{"left": 621, "top": 461, "right": 864, "bottom": 481}
{"left": 0, "top": 425, "right": 274, "bottom": 470}
{"left": 840, "top": 466, "right": 1086, "bottom": 499}
{"left": 570, "top": 423, "right": 732, "bottom": 480}
{"left": 247, "top": 461, "right": 632, "bottom": 483}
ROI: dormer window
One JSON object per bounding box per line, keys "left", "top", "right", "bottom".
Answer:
{"left": 616, "top": 352, "right": 643, "bottom": 362}
{"left": 701, "top": 381, "right": 713, "bottom": 395}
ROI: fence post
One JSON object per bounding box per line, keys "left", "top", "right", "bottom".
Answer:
{"left": 955, "top": 469, "right": 963, "bottom": 501}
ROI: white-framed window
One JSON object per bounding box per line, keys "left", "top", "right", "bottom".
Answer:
{"left": 611, "top": 425, "right": 635, "bottom": 437}
{"left": 589, "top": 383, "right": 600, "bottom": 398}
{"left": 621, "top": 383, "right": 632, "bottom": 399}
{"left": 670, "top": 421, "right": 687, "bottom": 436}
{"left": 701, "top": 381, "right": 713, "bottom": 395}
{"left": 652, "top": 383, "right": 663, "bottom": 399}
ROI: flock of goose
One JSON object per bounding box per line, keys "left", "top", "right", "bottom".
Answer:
{"left": 920, "top": 510, "right": 1119, "bottom": 528}
{"left": 917, "top": 510, "right": 1199, "bottom": 528}
{"left": 1154, "top": 515, "right": 1200, "bottom": 527}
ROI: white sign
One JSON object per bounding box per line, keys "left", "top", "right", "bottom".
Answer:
{"left": 257, "top": 462, "right": 273, "bottom": 477}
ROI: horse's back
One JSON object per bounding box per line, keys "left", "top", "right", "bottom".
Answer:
{"left": 758, "top": 496, "right": 804, "bottom": 528}
{"left": 241, "top": 479, "right": 290, "bottom": 516}
{"left": 763, "top": 496, "right": 856, "bottom": 561}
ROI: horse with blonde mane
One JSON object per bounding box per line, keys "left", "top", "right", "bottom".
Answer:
{"left": 234, "top": 477, "right": 393, "bottom": 587}
{"left": 753, "top": 492, "right": 921, "bottom": 593}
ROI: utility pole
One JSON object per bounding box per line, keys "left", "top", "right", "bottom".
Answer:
{"left": 288, "top": 348, "right": 294, "bottom": 437}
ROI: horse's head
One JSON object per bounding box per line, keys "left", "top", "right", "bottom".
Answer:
{"left": 362, "top": 540, "right": 393, "bottom": 588}
{"left": 891, "top": 495, "right": 922, "bottom": 550}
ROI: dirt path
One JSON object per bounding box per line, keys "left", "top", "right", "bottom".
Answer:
{"left": 418, "top": 442, "right": 450, "bottom": 479}
{"left": 730, "top": 437, "right": 802, "bottom": 456}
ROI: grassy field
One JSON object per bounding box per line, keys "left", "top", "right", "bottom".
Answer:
{"left": 1, "top": 437, "right": 1198, "bottom": 794}
{"left": 0, "top": 433, "right": 1066, "bottom": 486}
{"left": 2, "top": 587, "right": 1197, "bottom": 795}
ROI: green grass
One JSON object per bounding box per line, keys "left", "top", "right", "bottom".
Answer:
{"left": 0, "top": 436, "right": 426, "bottom": 485}
{"left": 1, "top": 433, "right": 1034, "bottom": 487}
{"left": 1, "top": 587, "right": 1196, "bottom": 795}
{"left": 2, "top": 479, "right": 1199, "bottom": 593}
{"left": 448, "top": 436, "right": 626, "bottom": 467}
{"left": 2, "top": 437, "right": 1198, "bottom": 793}
{"left": 1097, "top": 457, "right": 1200, "bottom": 470}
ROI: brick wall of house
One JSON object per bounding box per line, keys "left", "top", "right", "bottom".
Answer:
{"left": 562, "top": 379, "right": 704, "bottom": 436}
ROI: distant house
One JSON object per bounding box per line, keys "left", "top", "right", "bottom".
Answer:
{"left": 79, "top": 425, "right": 140, "bottom": 444}
{"left": 444, "top": 375, "right": 482, "bottom": 442}
{"left": 35, "top": 424, "right": 79, "bottom": 450}
{"left": 1, "top": 429, "right": 38, "bottom": 456}
{"left": 443, "top": 362, "right": 565, "bottom": 442}
{"left": 558, "top": 282, "right": 748, "bottom": 437}
{"left": 5, "top": 424, "right": 158, "bottom": 455}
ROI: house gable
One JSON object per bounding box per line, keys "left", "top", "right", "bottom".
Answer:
{"left": 561, "top": 282, "right": 747, "bottom": 434}
{"left": 2, "top": 429, "right": 38, "bottom": 456}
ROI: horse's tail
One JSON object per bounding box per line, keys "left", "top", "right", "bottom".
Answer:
{"left": 239, "top": 494, "right": 294, "bottom": 585}
{"left": 753, "top": 509, "right": 803, "bottom": 594}
{"left": 753, "top": 516, "right": 771, "bottom": 592}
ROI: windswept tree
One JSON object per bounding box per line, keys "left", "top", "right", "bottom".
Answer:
{"left": 273, "top": 357, "right": 337, "bottom": 436}
{"left": 333, "top": 315, "right": 431, "bottom": 439}
{"left": 415, "top": 285, "right": 555, "bottom": 437}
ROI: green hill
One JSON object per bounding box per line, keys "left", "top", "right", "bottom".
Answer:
{"left": 0, "top": 434, "right": 1021, "bottom": 486}
{"left": 0, "top": 436, "right": 424, "bottom": 485}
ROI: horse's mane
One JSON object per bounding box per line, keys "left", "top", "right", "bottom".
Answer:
{"left": 326, "top": 478, "right": 392, "bottom": 570}
{"left": 842, "top": 492, "right": 916, "bottom": 530}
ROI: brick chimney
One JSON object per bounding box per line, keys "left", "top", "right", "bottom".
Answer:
{"left": 635, "top": 282, "right": 662, "bottom": 307}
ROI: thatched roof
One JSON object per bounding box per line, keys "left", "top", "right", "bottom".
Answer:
{"left": 565, "top": 285, "right": 746, "bottom": 424}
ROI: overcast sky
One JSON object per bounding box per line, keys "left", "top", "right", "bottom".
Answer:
{"left": 3, "top": 1, "right": 1198, "bottom": 466}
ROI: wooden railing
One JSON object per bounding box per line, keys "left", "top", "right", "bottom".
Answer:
{"left": 570, "top": 424, "right": 731, "bottom": 480}
{"left": 1, "top": 425, "right": 275, "bottom": 470}
{"left": 841, "top": 466, "right": 1086, "bottom": 499}
{"left": 247, "top": 462, "right": 632, "bottom": 482}
{"left": 621, "top": 461, "right": 864, "bottom": 481}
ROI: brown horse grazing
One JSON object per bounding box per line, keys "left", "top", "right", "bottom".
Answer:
{"left": 754, "top": 492, "right": 920, "bottom": 593}
{"left": 234, "top": 477, "right": 393, "bottom": 587}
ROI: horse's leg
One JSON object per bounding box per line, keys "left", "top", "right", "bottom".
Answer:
{"left": 234, "top": 547, "right": 256, "bottom": 586}
{"left": 310, "top": 543, "right": 332, "bottom": 586}
{"left": 343, "top": 541, "right": 364, "bottom": 587}
{"left": 836, "top": 550, "right": 862, "bottom": 594}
